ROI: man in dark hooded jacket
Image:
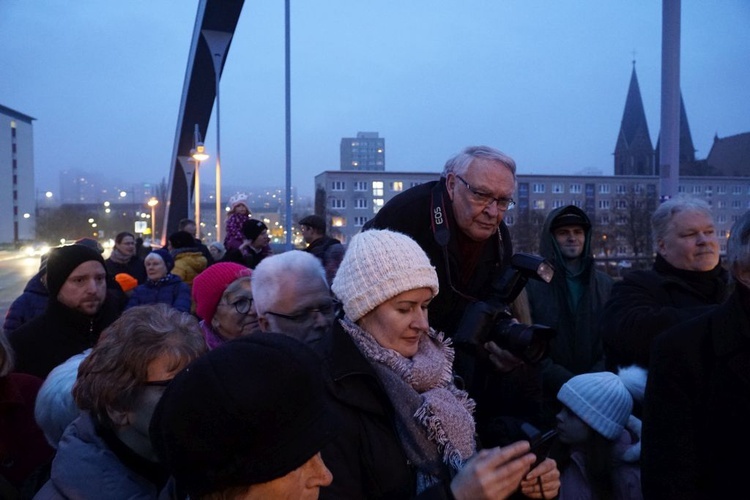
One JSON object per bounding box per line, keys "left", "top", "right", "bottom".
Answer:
{"left": 525, "top": 205, "right": 613, "bottom": 423}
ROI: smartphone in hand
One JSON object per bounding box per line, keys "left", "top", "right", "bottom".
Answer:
{"left": 521, "top": 422, "right": 558, "bottom": 467}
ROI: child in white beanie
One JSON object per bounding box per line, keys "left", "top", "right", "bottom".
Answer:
{"left": 555, "top": 366, "right": 647, "bottom": 500}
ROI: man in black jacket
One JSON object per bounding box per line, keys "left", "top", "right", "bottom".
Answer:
{"left": 8, "top": 244, "right": 121, "bottom": 379}
{"left": 642, "top": 209, "right": 750, "bottom": 499}
{"left": 599, "top": 197, "right": 729, "bottom": 371}
{"left": 525, "top": 205, "right": 614, "bottom": 424}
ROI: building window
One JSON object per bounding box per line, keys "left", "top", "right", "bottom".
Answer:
{"left": 331, "top": 216, "right": 345, "bottom": 227}
{"left": 410, "top": 181, "right": 422, "bottom": 188}
{"left": 372, "top": 181, "right": 384, "bottom": 197}
{"left": 616, "top": 200, "right": 627, "bottom": 209}
{"left": 733, "top": 185, "right": 743, "bottom": 195}
{"left": 552, "top": 183, "right": 564, "bottom": 194}
{"left": 598, "top": 200, "right": 610, "bottom": 209}
{"left": 692, "top": 185, "right": 702, "bottom": 194}
{"left": 570, "top": 184, "right": 582, "bottom": 194}
{"left": 717, "top": 214, "right": 727, "bottom": 223}
{"left": 533, "top": 200, "right": 546, "bottom": 210}
{"left": 354, "top": 181, "right": 367, "bottom": 191}
{"left": 634, "top": 184, "right": 644, "bottom": 194}
{"left": 599, "top": 184, "right": 610, "bottom": 194}
{"left": 678, "top": 185, "right": 686, "bottom": 193}
{"left": 600, "top": 214, "right": 610, "bottom": 224}
{"left": 390, "top": 181, "right": 403, "bottom": 192}
{"left": 717, "top": 185, "right": 726, "bottom": 194}
{"left": 552, "top": 199, "right": 565, "bottom": 208}
{"left": 354, "top": 198, "right": 368, "bottom": 209}
{"left": 733, "top": 200, "right": 742, "bottom": 209}
{"left": 717, "top": 200, "right": 726, "bottom": 208}
{"left": 532, "top": 183, "right": 546, "bottom": 194}
{"left": 331, "top": 181, "right": 346, "bottom": 191}
{"left": 354, "top": 216, "right": 368, "bottom": 227}
{"left": 518, "top": 183, "right": 529, "bottom": 196}
{"left": 330, "top": 199, "right": 346, "bottom": 209}
{"left": 571, "top": 199, "right": 582, "bottom": 207}
{"left": 616, "top": 184, "right": 627, "bottom": 194}
{"left": 505, "top": 215, "right": 515, "bottom": 225}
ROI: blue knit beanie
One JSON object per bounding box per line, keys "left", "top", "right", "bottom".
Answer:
{"left": 150, "top": 248, "right": 175, "bottom": 272}
{"left": 557, "top": 371, "right": 632, "bottom": 440}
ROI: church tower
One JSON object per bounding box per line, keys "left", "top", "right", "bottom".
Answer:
{"left": 655, "top": 94, "right": 697, "bottom": 174}
{"left": 614, "top": 63, "right": 655, "bottom": 175}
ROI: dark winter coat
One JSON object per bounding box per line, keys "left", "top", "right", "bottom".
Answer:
{"left": 315, "top": 321, "right": 454, "bottom": 500}
{"left": 35, "top": 413, "right": 173, "bottom": 499}
{"left": 3, "top": 271, "right": 48, "bottom": 335}
{"left": 641, "top": 284, "right": 750, "bottom": 500}
{"left": 364, "top": 179, "right": 513, "bottom": 336}
{"left": 125, "top": 274, "right": 191, "bottom": 313}
{"left": 526, "top": 206, "right": 613, "bottom": 397}
{"left": 305, "top": 235, "right": 342, "bottom": 265}
{"left": 104, "top": 255, "right": 147, "bottom": 284}
{"left": 241, "top": 245, "right": 272, "bottom": 270}
{"left": 599, "top": 254, "right": 729, "bottom": 370}
{"left": 7, "top": 295, "right": 121, "bottom": 379}
{"left": 0, "top": 373, "right": 54, "bottom": 495}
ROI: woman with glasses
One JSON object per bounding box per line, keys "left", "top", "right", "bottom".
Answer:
{"left": 191, "top": 262, "right": 258, "bottom": 350}
{"left": 35, "top": 304, "right": 206, "bottom": 498}
{"left": 318, "top": 229, "right": 560, "bottom": 500}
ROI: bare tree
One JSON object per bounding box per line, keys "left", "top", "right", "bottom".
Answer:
{"left": 510, "top": 208, "right": 546, "bottom": 254}
{"left": 610, "top": 186, "right": 656, "bottom": 257}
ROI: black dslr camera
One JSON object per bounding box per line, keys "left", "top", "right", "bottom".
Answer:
{"left": 453, "top": 253, "right": 556, "bottom": 364}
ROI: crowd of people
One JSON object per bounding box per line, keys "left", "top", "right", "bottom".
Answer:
{"left": 1, "top": 144, "right": 748, "bottom": 499}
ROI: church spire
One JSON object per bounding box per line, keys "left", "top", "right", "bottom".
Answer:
{"left": 614, "top": 62, "right": 655, "bottom": 175}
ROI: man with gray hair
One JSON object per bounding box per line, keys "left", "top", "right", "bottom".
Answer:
{"left": 251, "top": 250, "right": 336, "bottom": 344}
{"left": 641, "top": 209, "right": 750, "bottom": 499}
{"left": 600, "top": 197, "right": 729, "bottom": 370}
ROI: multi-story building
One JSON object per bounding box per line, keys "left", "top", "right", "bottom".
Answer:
{"left": 340, "top": 132, "right": 385, "bottom": 171}
{"left": 0, "top": 104, "right": 36, "bottom": 245}
{"left": 314, "top": 169, "right": 750, "bottom": 254}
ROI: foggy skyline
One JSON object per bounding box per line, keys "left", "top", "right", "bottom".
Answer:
{"left": 2, "top": 1, "right": 749, "bottom": 198}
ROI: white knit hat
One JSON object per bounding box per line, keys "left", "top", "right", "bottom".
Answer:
{"left": 557, "top": 371, "right": 634, "bottom": 440}
{"left": 331, "top": 229, "right": 439, "bottom": 321}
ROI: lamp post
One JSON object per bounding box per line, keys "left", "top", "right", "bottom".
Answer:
{"left": 201, "top": 30, "right": 232, "bottom": 242}
{"left": 148, "top": 198, "right": 159, "bottom": 242}
{"left": 190, "top": 124, "right": 209, "bottom": 239}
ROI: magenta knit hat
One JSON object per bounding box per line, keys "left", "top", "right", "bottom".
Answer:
{"left": 192, "top": 263, "right": 252, "bottom": 324}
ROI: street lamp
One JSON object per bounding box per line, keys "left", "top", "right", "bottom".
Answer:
{"left": 202, "top": 29, "right": 232, "bottom": 242}
{"left": 148, "top": 197, "right": 159, "bottom": 241}
{"left": 190, "top": 124, "right": 209, "bottom": 239}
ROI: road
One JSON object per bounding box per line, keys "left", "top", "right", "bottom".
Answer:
{"left": 0, "top": 251, "right": 43, "bottom": 324}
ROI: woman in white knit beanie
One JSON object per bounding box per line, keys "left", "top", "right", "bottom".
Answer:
{"left": 321, "top": 228, "right": 560, "bottom": 499}
{"left": 555, "top": 366, "right": 647, "bottom": 500}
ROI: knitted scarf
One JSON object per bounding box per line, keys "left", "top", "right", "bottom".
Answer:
{"left": 341, "top": 317, "right": 476, "bottom": 492}
{"left": 108, "top": 247, "right": 132, "bottom": 265}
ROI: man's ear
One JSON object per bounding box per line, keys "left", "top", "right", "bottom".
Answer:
{"left": 106, "top": 407, "right": 130, "bottom": 427}
{"left": 656, "top": 238, "right": 666, "bottom": 256}
{"left": 734, "top": 266, "right": 750, "bottom": 289}
{"left": 446, "top": 173, "right": 456, "bottom": 201}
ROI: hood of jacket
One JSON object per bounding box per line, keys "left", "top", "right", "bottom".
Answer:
{"left": 539, "top": 205, "right": 594, "bottom": 277}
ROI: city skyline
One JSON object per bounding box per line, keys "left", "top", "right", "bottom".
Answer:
{"left": 2, "top": 1, "right": 749, "bottom": 199}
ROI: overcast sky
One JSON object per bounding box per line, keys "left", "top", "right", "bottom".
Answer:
{"left": 2, "top": 1, "right": 749, "bottom": 197}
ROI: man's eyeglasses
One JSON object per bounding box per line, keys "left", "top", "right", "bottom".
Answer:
{"left": 455, "top": 174, "right": 515, "bottom": 210}
{"left": 223, "top": 296, "right": 254, "bottom": 315}
{"left": 265, "top": 302, "right": 335, "bottom": 324}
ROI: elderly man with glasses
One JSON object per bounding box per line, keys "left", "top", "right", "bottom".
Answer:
{"left": 363, "top": 146, "right": 546, "bottom": 447}
{"left": 252, "top": 250, "right": 336, "bottom": 345}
